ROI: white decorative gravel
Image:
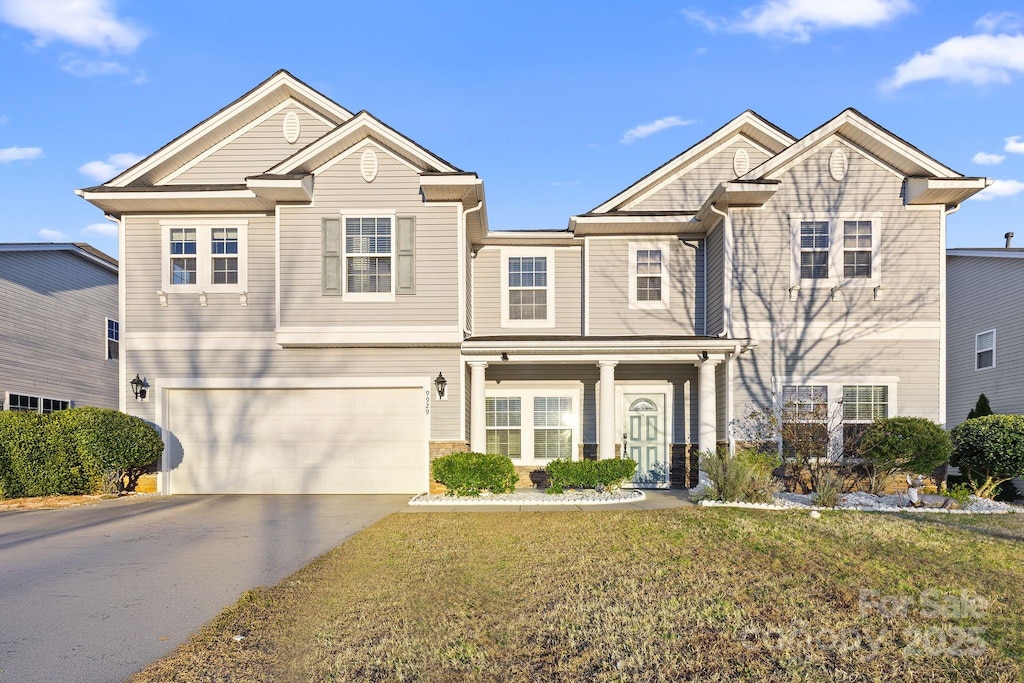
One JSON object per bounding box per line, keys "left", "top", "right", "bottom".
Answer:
{"left": 409, "top": 489, "right": 646, "bottom": 506}
{"left": 699, "top": 491, "right": 1021, "bottom": 514}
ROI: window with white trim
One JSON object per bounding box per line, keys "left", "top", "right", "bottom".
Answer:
{"left": 500, "top": 248, "right": 556, "bottom": 327}
{"left": 106, "top": 318, "right": 119, "bottom": 360}
{"left": 161, "top": 221, "right": 247, "bottom": 292}
{"left": 485, "top": 388, "right": 578, "bottom": 463}
{"left": 345, "top": 216, "right": 392, "bottom": 295}
{"left": 486, "top": 397, "right": 522, "bottom": 458}
{"left": 791, "top": 215, "right": 880, "bottom": 288}
{"left": 842, "top": 385, "right": 889, "bottom": 456}
{"left": 976, "top": 330, "right": 995, "bottom": 370}
{"left": 781, "top": 385, "right": 829, "bottom": 458}
{"left": 534, "top": 397, "right": 573, "bottom": 459}
{"left": 628, "top": 242, "right": 671, "bottom": 309}
{"left": 5, "top": 393, "right": 70, "bottom": 414}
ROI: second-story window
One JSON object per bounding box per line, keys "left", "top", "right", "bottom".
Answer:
{"left": 843, "top": 220, "right": 872, "bottom": 278}
{"left": 345, "top": 217, "right": 392, "bottom": 295}
{"left": 629, "top": 242, "right": 671, "bottom": 309}
{"left": 211, "top": 228, "right": 239, "bottom": 284}
{"left": 799, "top": 221, "right": 829, "bottom": 279}
{"left": 976, "top": 330, "right": 995, "bottom": 370}
{"left": 636, "top": 250, "right": 662, "bottom": 301}
{"left": 791, "top": 215, "right": 881, "bottom": 289}
{"left": 106, "top": 319, "right": 119, "bottom": 360}
{"left": 170, "top": 228, "right": 197, "bottom": 285}
{"left": 508, "top": 256, "right": 547, "bottom": 320}
{"left": 162, "top": 221, "right": 247, "bottom": 293}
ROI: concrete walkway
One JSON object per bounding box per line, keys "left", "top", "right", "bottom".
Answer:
{"left": 400, "top": 489, "right": 693, "bottom": 513}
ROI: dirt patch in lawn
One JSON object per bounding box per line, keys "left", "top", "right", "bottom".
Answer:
{"left": 0, "top": 493, "right": 118, "bottom": 512}
{"left": 130, "top": 509, "right": 1024, "bottom": 682}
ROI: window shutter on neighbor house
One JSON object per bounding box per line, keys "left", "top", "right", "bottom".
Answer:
{"left": 396, "top": 216, "right": 416, "bottom": 295}
{"left": 322, "top": 217, "right": 342, "bottom": 295}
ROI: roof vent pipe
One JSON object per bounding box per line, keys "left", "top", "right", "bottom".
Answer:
{"left": 1006, "top": 231, "right": 1015, "bottom": 249}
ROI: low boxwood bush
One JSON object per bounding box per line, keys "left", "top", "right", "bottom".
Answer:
{"left": 431, "top": 451, "right": 518, "bottom": 496}
{"left": 951, "top": 414, "right": 1024, "bottom": 498}
{"left": 858, "top": 416, "right": 952, "bottom": 494}
{"left": 545, "top": 458, "right": 637, "bottom": 493}
{"left": 0, "top": 407, "right": 163, "bottom": 499}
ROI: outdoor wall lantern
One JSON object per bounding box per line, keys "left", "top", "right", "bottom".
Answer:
{"left": 434, "top": 372, "right": 447, "bottom": 400}
{"left": 130, "top": 374, "right": 148, "bottom": 400}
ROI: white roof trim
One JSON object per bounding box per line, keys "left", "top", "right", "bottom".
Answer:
{"left": 947, "top": 249, "right": 1024, "bottom": 259}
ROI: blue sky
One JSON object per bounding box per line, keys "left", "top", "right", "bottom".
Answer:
{"left": 1, "top": 0, "right": 1023, "bottom": 256}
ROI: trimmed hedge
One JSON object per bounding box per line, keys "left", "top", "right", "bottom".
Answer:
{"left": 431, "top": 451, "right": 518, "bottom": 496}
{"left": 858, "top": 417, "right": 951, "bottom": 493}
{"left": 545, "top": 458, "right": 637, "bottom": 492}
{"left": 951, "top": 414, "right": 1024, "bottom": 498}
{"left": 0, "top": 407, "right": 163, "bottom": 499}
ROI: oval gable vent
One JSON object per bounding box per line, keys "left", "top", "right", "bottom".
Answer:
{"left": 733, "top": 148, "right": 750, "bottom": 176}
{"left": 282, "top": 111, "right": 301, "bottom": 144}
{"left": 360, "top": 148, "right": 378, "bottom": 182}
{"left": 828, "top": 148, "right": 848, "bottom": 181}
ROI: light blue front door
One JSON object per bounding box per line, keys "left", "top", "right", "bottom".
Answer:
{"left": 624, "top": 393, "right": 669, "bottom": 487}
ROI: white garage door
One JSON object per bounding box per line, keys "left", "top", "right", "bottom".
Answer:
{"left": 165, "top": 387, "right": 427, "bottom": 494}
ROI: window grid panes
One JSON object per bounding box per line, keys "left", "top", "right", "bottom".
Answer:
{"left": 799, "top": 221, "right": 829, "bottom": 279}
{"left": 781, "top": 385, "right": 828, "bottom": 459}
{"left": 976, "top": 330, "right": 995, "bottom": 369}
{"left": 41, "top": 398, "right": 69, "bottom": 414}
{"left": 508, "top": 256, "right": 548, "bottom": 320}
{"left": 8, "top": 394, "right": 38, "bottom": 412}
{"left": 842, "top": 385, "right": 889, "bottom": 421}
{"left": 211, "top": 228, "right": 239, "bottom": 284}
{"left": 636, "top": 249, "right": 663, "bottom": 302}
{"left": 533, "top": 397, "right": 572, "bottom": 459}
{"left": 169, "top": 228, "right": 197, "bottom": 285}
{"left": 843, "top": 221, "right": 872, "bottom": 278}
{"left": 345, "top": 217, "right": 392, "bottom": 293}
{"left": 106, "top": 319, "right": 119, "bottom": 360}
{"left": 486, "top": 397, "right": 522, "bottom": 458}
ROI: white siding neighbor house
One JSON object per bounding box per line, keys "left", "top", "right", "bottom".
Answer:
{"left": 947, "top": 242, "right": 1024, "bottom": 427}
{"left": 0, "top": 243, "right": 119, "bottom": 413}
{"left": 78, "top": 71, "right": 990, "bottom": 494}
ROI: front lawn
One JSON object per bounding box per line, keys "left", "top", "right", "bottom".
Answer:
{"left": 131, "top": 509, "right": 1024, "bottom": 682}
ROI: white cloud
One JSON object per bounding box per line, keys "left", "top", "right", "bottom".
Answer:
{"left": 621, "top": 116, "right": 695, "bottom": 144}
{"left": 975, "top": 179, "right": 1024, "bottom": 200}
{"left": 83, "top": 222, "right": 118, "bottom": 238}
{"left": 884, "top": 33, "right": 1024, "bottom": 90}
{"left": 61, "top": 56, "right": 128, "bottom": 77}
{"left": 0, "top": 0, "right": 145, "bottom": 52}
{"left": 38, "top": 228, "right": 67, "bottom": 240}
{"left": 78, "top": 152, "right": 142, "bottom": 181}
{"left": 730, "top": 0, "right": 913, "bottom": 42}
{"left": 972, "top": 152, "right": 1005, "bottom": 165}
{"left": 976, "top": 11, "right": 1023, "bottom": 34}
{"left": 0, "top": 145, "right": 42, "bottom": 162}
{"left": 681, "top": 8, "right": 722, "bottom": 32}
{"left": 1005, "top": 136, "right": 1024, "bottom": 154}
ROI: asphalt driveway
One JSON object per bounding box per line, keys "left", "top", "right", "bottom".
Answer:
{"left": 0, "top": 494, "right": 406, "bottom": 683}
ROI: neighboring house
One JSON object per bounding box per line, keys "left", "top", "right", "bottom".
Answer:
{"left": 0, "top": 243, "right": 119, "bottom": 413}
{"left": 77, "top": 70, "right": 989, "bottom": 494}
{"left": 946, "top": 241, "right": 1024, "bottom": 427}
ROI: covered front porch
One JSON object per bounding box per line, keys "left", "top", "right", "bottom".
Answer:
{"left": 461, "top": 336, "right": 755, "bottom": 488}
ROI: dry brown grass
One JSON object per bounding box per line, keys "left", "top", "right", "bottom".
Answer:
{"left": 130, "top": 509, "right": 1024, "bottom": 682}
{"left": 0, "top": 493, "right": 117, "bottom": 512}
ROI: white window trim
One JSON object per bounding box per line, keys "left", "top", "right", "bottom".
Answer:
{"left": 500, "top": 247, "right": 556, "bottom": 328}
{"left": 975, "top": 329, "right": 996, "bottom": 370}
{"left": 484, "top": 383, "right": 581, "bottom": 465}
{"left": 4, "top": 391, "right": 72, "bottom": 414}
{"left": 789, "top": 213, "right": 882, "bottom": 290}
{"left": 160, "top": 219, "right": 248, "bottom": 294}
{"left": 342, "top": 211, "right": 397, "bottom": 302}
{"left": 628, "top": 242, "right": 671, "bottom": 310}
{"left": 105, "top": 317, "right": 119, "bottom": 361}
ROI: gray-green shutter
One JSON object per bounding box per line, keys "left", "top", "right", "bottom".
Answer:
{"left": 396, "top": 216, "right": 416, "bottom": 295}
{"left": 322, "top": 217, "right": 342, "bottom": 295}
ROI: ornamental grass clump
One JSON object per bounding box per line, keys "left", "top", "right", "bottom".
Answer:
{"left": 696, "top": 448, "right": 781, "bottom": 503}
{"left": 430, "top": 452, "right": 518, "bottom": 496}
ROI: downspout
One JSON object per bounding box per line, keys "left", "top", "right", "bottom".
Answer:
{"left": 461, "top": 200, "right": 483, "bottom": 445}
{"left": 707, "top": 201, "right": 731, "bottom": 452}
{"left": 462, "top": 200, "right": 483, "bottom": 338}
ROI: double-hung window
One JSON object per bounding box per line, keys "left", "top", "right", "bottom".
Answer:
{"left": 777, "top": 379, "right": 896, "bottom": 460}
{"left": 106, "top": 319, "right": 119, "bottom": 360}
{"left": 842, "top": 385, "right": 889, "bottom": 456}
{"left": 486, "top": 397, "right": 522, "bottom": 458}
{"left": 501, "top": 248, "right": 555, "bottom": 327}
{"left": 629, "top": 242, "right": 671, "bottom": 309}
{"left": 345, "top": 217, "right": 392, "bottom": 295}
{"left": 781, "top": 385, "right": 829, "bottom": 458}
{"left": 791, "top": 214, "right": 881, "bottom": 289}
{"left": 533, "top": 397, "right": 573, "bottom": 459}
{"left": 843, "top": 221, "right": 872, "bottom": 279}
{"left": 976, "top": 330, "right": 995, "bottom": 370}
{"left": 322, "top": 214, "right": 415, "bottom": 299}
{"left": 486, "top": 389, "right": 578, "bottom": 463}
{"left": 162, "top": 221, "right": 247, "bottom": 293}
{"left": 799, "top": 222, "right": 829, "bottom": 280}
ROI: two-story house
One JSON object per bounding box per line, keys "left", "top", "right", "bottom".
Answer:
{"left": 1, "top": 242, "right": 119, "bottom": 413}
{"left": 78, "top": 71, "right": 988, "bottom": 494}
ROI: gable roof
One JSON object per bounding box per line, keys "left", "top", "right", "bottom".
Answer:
{"left": 739, "top": 108, "right": 962, "bottom": 181}
{"left": 267, "top": 110, "right": 462, "bottom": 175}
{"left": 0, "top": 242, "right": 118, "bottom": 273}
{"left": 590, "top": 110, "right": 795, "bottom": 214}
{"left": 107, "top": 70, "right": 353, "bottom": 187}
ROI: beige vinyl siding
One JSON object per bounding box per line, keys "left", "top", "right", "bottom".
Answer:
{"left": 123, "top": 346, "right": 463, "bottom": 440}
{"left": 471, "top": 246, "right": 582, "bottom": 336}
{"left": 947, "top": 255, "right": 1024, "bottom": 427}
{"left": 279, "top": 143, "right": 460, "bottom": 327}
{"left": 0, "top": 251, "right": 118, "bottom": 409}
{"left": 716, "top": 362, "right": 728, "bottom": 443}
{"left": 705, "top": 224, "right": 725, "bottom": 335}
{"left": 123, "top": 214, "right": 276, "bottom": 333}
{"left": 169, "top": 105, "right": 333, "bottom": 185}
{"left": 586, "top": 238, "right": 702, "bottom": 336}
{"left": 484, "top": 363, "right": 699, "bottom": 444}
{"left": 632, "top": 139, "right": 771, "bottom": 212}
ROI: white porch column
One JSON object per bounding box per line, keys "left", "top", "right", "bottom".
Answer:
{"left": 697, "top": 358, "right": 721, "bottom": 453}
{"left": 469, "top": 362, "right": 488, "bottom": 453}
{"left": 598, "top": 361, "right": 618, "bottom": 459}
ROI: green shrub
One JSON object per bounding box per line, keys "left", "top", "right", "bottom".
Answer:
{"left": 951, "top": 414, "right": 1024, "bottom": 498}
{"left": 696, "top": 449, "right": 781, "bottom": 503}
{"left": 545, "top": 458, "right": 637, "bottom": 491}
{"left": 0, "top": 411, "right": 47, "bottom": 498}
{"left": 811, "top": 470, "right": 844, "bottom": 507}
{"left": 967, "top": 394, "right": 994, "bottom": 420}
{"left": 858, "top": 417, "right": 952, "bottom": 494}
{"left": 944, "top": 482, "right": 973, "bottom": 508}
{"left": 431, "top": 451, "right": 518, "bottom": 496}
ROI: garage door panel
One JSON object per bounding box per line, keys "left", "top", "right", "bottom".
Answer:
{"left": 166, "top": 387, "right": 427, "bottom": 494}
